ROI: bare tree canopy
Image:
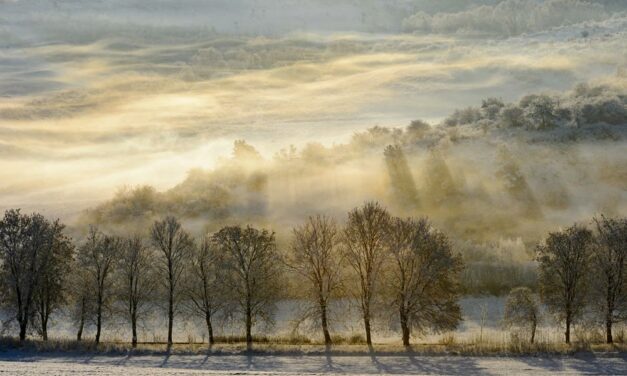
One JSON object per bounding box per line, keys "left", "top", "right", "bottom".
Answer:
{"left": 213, "top": 225, "right": 282, "bottom": 350}
{"left": 342, "top": 201, "right": 391, "bottom": 346}
{"left": 503, "top": 287, "right": 541, "bottom": 344}
{"left": 591, "top": 215, "right": 627, "bottom": 344}
{"left": 385, "top": 217, "right": 462, "bottom": 346}
{"left": 0, "top": 210, "right": 73, "bottom": 341}
{"left": 288, "top": 215, "right": 343, "bottom": 345}
{"left": 117, "top": 235, "right": 156, "bottom": 347}
{"left": 185, "top": 236, "right": 225, "bottom": 346}
{"left": 76, "top": 227, "right": 123, "bottom": 344}
{"left": 537, "top": 224, "right": 594, "bottom": 343}
{"left": 33, "top": 220, "right": 74, "bottom": 341}
{"left": 151, "top": 216, "right": 195, "bottom": 346}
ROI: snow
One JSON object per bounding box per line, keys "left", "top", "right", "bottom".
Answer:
{"left": 0, "top": 352, "right": 625, "bottom": 375}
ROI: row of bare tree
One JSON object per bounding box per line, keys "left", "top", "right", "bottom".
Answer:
{"left": 2, "top": 204, "right": 623, "bottom": 347}
{"left": 70, "top": 218, "right": 283, "bottom": 349}
{"left": 288, "top": 202, "right": 462, "bottom": 347}
{"left": 505, "top": 216, "right": 627, "bottom": 344}
{"left": 0, "top": 202, "right": 462, "bottom": 348}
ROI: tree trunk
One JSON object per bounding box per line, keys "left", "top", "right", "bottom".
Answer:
{"left": 246, "top": 303, "right": 253, "bottom": 350}
{"left": 530, "top": 321, "right": 536, "bottom": 344}
{"left": 18, "top": 304, "right": 28, "bottom": 341}
{"left": 131, "top": 313, "right": 138, "bottom": 348}
{"left": 205, "top": 311, "right": 214, "bottom": 345}
{"left": 40, "top": 301, "right": 49, "bottom": 341}
{"left": 320, "top": 301, "right": 332, "bottom": 345}
{"left": 19, "top": 320, "right": 27, "bottom": 342}
{"left": 565, "top": 314, "right": 571, "bottom": 344}
{"left": 606, "top": 313, "right": 613, "bottom": 344}
{"left": 41, "top": 316, "right": 48, "bottom": 341}
{"left": 95, "top": 302, "right": 102, "bottom": 344}
{"left": 76, "top": 298, "right": 86, "bottom": 342}
{"left": 399, "top": 307, "right": 410, "bottom": 347}
{"left": 168, "top": 282, "right": 174, "bottom": 346}
{"left": 364, "top": 312, "right": 372, "bottom": 347}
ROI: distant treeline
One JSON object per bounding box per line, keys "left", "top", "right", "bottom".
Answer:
{"left": 441, "top": 82, "right": 627, "bottom": 130}
{"left": 0, "top": 204, "right": 624, "bottom": 347}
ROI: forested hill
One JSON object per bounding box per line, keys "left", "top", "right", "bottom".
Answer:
{"left": 82, "top": 79, "right": 627, "bottom": 247}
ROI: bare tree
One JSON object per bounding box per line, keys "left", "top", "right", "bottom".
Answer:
{"left": 151, "top": 216, "right": 194, "bottom": 346}
{"left": 213, "top": 225, "right": 282, "bottom": 350}
{"left": 185, "top": 236, "right": 224, "bottom": 346}
{"left": 342, "top": 202, "right": 391, "bottom": 346}
{"left": 77, "top": 227, "right": 122, "bottom": 344}
{"left": 591, "top": 216, "right": 626, "bottom": 343}
{"left": 33, "top": 220, "right": 74, "bottom": 341}
{"left": 287, "top": 215, "right": 342, "bottom": 345}
{"left": 117, "top": 235, "right": 156, "bottom": 347}
{"left": 68, "top": 267, "right": 92, "bottom": 342}
{"left": 385, "top": 217, "right": 462, "bottom": 347}
{"left": 537, "top": 224, "right": 593, "bottom": 343}
{"left": 503, "top": 287, "right": 541, "bottom": 344}
{"left": 0, "top": 210, "right": 64, "bottom": 341}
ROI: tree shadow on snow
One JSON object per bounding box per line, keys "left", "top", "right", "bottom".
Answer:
{"left": 159, "top": 344, "right": 172, "bottom": 368}
{"left": 518, "top": 352, "right": 627, "bottom": 375}
{"left": 367, "top": 344, "right": 389, "bottom": 373}
{"left": 324, "top": 343, "right": 335, "bottom": 371}
{"left": 404, "top": 349, "right": 484, "bottom": 375}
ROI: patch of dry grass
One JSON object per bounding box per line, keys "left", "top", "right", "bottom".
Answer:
{"left": 0, "top": 334, "right": 624, "bottom": 357}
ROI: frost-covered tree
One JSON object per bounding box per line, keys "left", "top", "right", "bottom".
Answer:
{"left": 76, "top": 227, "right": 123, "bottom": 344}
{"left": 185, "top": 236, "right": 225, "bottom": 346}
{"left": 0, "top": 210, "right": 72, "bottom": 341}
{"left": 342, "top": 202, "right": 391, "bottom": 346}
{"left": 213, "top": 225, "right": 282, "bottom": 350}
{"left": 33, "top": 220, "right": 74, "bottom": 341}
{"left": 591, "top": 216, "right": 627, "bottom": 343}
{"left": 503, "top": 287, "right": 541, "bottom": 343}
{"left": 499, "top": 104, "right": 525, "bottom": 128}
{"left": 287, "top": 215, "right": 343, "bottom": 345}
{"left": 406, "top": 119, "right": 431, "bottom": 140}
{"left": 385, "top": 217, "right": 462, "bottom": 346}
{"left": 520, "top": 94, "right": 558, "bottom": 130}
{"left": 537, "top": 224, "right": 593, "bottom": 343}
{"left": 481, "top": 97, "right": 505, "bottom": 121}
{"left": 117, "top": 235, "right": 156, "bottom": 347}
{"left": 444, "top": 107, "right": 482, "bottom": 127}
{"left": 151, "top": 216, "right": 194, "bottom": 346}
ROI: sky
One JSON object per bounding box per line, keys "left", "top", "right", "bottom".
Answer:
{"left": 0, "top": 0, "right": 626, "bottom": 219}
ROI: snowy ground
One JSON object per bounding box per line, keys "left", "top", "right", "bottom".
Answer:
{"left": 0, "top": 352, "right": 625, "bottom": 375}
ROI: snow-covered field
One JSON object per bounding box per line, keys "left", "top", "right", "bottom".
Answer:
{"left": 0, "top": 352, "right": 625, "bottom": 375}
